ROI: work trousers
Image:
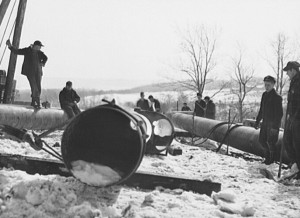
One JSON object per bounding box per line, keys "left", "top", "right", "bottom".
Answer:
{"left": 27, "top": 73, "right": 42, "bottom": 99}
{"left": 284, "top": 118, "right": 300, "bottom": 170}
{"left": 259, "top": 122, "right": 279, "bottom": 153}
{"left": 62, "top": 104, "right": 81, "bottom": 119}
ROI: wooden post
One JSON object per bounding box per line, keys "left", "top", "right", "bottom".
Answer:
{"left": 0, "top": 0, "right": 10, "bottom": 27}
{"left": 3, "top": 0, "right": 27, "bottom": 103}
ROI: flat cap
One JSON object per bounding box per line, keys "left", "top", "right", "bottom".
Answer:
{"left": 283, "top": 61, "right": 300, "bottom": 71}
{"left": 263, "top": 75, "right": 276, "bottom": 83}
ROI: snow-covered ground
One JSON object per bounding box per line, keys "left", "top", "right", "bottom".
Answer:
{"left": 0, "top": 132, "right": 300, "bottom": 218}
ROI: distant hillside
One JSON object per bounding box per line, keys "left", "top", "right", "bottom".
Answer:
{"left": 15, "top": 77, "right": 265, "bottom": 103}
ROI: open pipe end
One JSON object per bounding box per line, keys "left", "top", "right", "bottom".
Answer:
{"left": 61, "top": 105, "right": 146, "bottom": 187}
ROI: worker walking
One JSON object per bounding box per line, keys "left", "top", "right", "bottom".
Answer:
{"left": 194, "top": 93, "right": 206, "bottom": 117}
{"left": 254, "top": 76, "right": 283, "bottom": 165}
{"left": 283, "top": 61, "right": 300, "bottom": 179}
{"left": 204, "top": 96, "right": 216, "bottom": 119}
{"left": 6, "top": 39, "right": 48, "bottom": 109}
{"left": 148, "top": 95, "right": 161, "bottom": 112}
{"left": 59, "top": 81, "right": 81, "bottom": 119}
{"left": 136, "top": 92, "right": 150, "bottom": 110}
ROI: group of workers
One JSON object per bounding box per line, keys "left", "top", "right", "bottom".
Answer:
{"left": 254, "top": 61, "right": 300, "bottom": 179}
{"left": 181, "top": 94, "right": 216, "bottom": 120}
{"left": 136, "top": 92, "right": 161, "bottom": 112}
{"left": 6, "top": 39, "right": 81, "bottom": 118}
{"left": 6, "top": 39, "right": 300, "bottom": 179}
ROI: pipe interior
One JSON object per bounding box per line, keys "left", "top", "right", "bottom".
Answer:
{"left": 61, "top": 106, "right": 144, "bottom": 178}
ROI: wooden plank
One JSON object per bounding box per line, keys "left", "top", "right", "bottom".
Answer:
{"left": 0, "top": 153, "right": 221, "bottom": 195}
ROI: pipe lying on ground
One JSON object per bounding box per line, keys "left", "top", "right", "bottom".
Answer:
{"left": 0, "top": 103, "right": 174, "bottom": 187}
{"left": 0, "top": 104, "right": 69, "bottom": 130}
{"left": 167, "top": 112, "right": 292, "bottom": 165}
{"left": 61, "top": 104, "right": 174, "bottom": 186}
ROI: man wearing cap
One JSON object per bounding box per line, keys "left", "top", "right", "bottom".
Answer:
{"left": 6, "top": 39, "right": 48, "bottom": 109}
{"left": 194, "top": 93, "right": 206, "bottom": 117}
{"left": 59, "top": 81, "right": 81, "bottom": 119}
{"left": 283, "top": 61, "right": 300, "bottom": 178}
{"left": 254, "top": 75, "right": 283, "bottom": 165}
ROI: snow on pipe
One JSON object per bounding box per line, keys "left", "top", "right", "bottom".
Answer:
{"left": 0, "top": 104, "right": 69, "bottom": 130}
{"left": 167, "top": 112, "right": 292, "bottom": 164}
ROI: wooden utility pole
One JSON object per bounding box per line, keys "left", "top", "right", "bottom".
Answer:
{"left": 0, "top": 0, "right": 11, "bottom": 27}
{"left": 3, "top": 0, "right": 27, "bottom": 103}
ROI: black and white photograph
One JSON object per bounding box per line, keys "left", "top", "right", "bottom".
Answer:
{"left": 0, "top": 0, "right": 299, "bottom": 217}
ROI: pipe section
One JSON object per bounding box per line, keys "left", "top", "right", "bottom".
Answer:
{"left": 167, "top": 112, "right": 292, "bottom": 164}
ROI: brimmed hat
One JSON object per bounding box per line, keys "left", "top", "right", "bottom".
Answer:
{"left": 283, "top": 61, "right": 300, "bottom": 71}
{"left": 263, "top": 75, "right": 276, "bottom": 83}
{"left": 33, "top": 40, "right": 44, "bottom": 47}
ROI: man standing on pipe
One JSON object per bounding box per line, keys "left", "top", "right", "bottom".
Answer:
{"left": 6, "top": 40, "right": 48, "bottom": 109}
{"left": 283, "top": 61, "right": 300, "bottom": 179}
{"left": 59, "top": 81, "right": 81, "bottom": 119}
{"left": 194, "top": 93, "right": 206, "bottom": 117}
{"left": 254, "top": 76, "right": 283, "bottom": 165}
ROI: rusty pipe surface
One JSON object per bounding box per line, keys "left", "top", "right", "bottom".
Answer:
{"left": 167, "top": 112, "right": 292, "bottom": 164}
{"left": 0, "top": 104, "right": 69, "bottom": 130}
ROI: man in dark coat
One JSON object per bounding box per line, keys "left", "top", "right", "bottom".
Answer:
{"left": 194, "top": 93, "right": 206, "bottom": 117}
{"left": 204, "top": 96, "right": 216, "bottom": 120}
{"left": 181, "top": 103, "right": 191, "bottom": 111}
{"left": 59, "top": 81, "right": 81, "bottom": 119}
{"left": 254, "top": 76, "right": 283, "bottom": 165}
{"left": 283, "top": 61, "right": 300, "bottom": 179}
{"left": 136, "top": 92, "right": 150, "bottom": 110}
{"left": 6, "top": 39, "right": 48, "bottom": 109}
{"left": 148, "top": 95, "right": 161, "bottom": 112}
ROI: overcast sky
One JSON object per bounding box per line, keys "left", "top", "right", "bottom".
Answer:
{"left": 1, "top": 0, "right": 300, "bottom": 90}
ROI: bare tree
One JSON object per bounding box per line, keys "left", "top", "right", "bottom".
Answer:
{"left": 267, "top": 33, "right": 293, "bottom": 95}
{"left": 231, "top": 48, "right": 256, "bottom": 122}
{"left": 177, "top": 25, "right": 219, "bottom": 95}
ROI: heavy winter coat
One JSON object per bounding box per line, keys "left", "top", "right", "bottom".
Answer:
{"left": 287, "top": 73, "right": 300, "bottom": 120}
{"left": 59, "top": 88, "right": 80, "bottom": 108}
{"left": 205, "top": 100, "right": 216, "bottom": 120}
{"left": 9, "top": 46, "right": 48, "bottom": 76}
{"left": 194, "top": 99, "right": 206, "bottom": 117}
{"left": 256, "top": 88, "right": 283, "bottom": 129}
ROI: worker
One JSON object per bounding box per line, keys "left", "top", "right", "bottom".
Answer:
{"left": 136, "top": 92, "right": 150, "bottom": 110}
{"left": 181, "top": 103, "right": 191, "bottom": 111}
{"left": 148, "top": 95, "right": 161, "bottom": 112}
{"left": 194, "top": 93, "right": 206, "bottom": 117}
{"left": 254, "top": 76, "right": 283, "bottom": 165}
{"left": 59, "top": 81, "right": 81, "bottom": 119}
{"left": 283, "top": 61, "right": 300, "bottom": 179}
{"left": 204, "top": 96, "right": 216, "bottom": 120}
{"left": 6, "top": 39, "right": 48, "bottom": 109}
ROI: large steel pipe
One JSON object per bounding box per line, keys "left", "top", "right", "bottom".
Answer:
{"left": 0, "top": 104, "right": 69, "bottom": 130}
{"left": 61, "top": 104, "right": 148, "bottom": 187}
{"left": 60, "top": 105, "right": 174, "bottom": 187}
{"left": 167, "top": 112, "right": 292, "bottom": 164}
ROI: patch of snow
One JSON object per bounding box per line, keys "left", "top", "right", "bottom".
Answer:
{"left": 153, "top": 119, "right": 173, "bottom": 137}
{"left": 71, "top": 160, "right": 122, "bottom": 187}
